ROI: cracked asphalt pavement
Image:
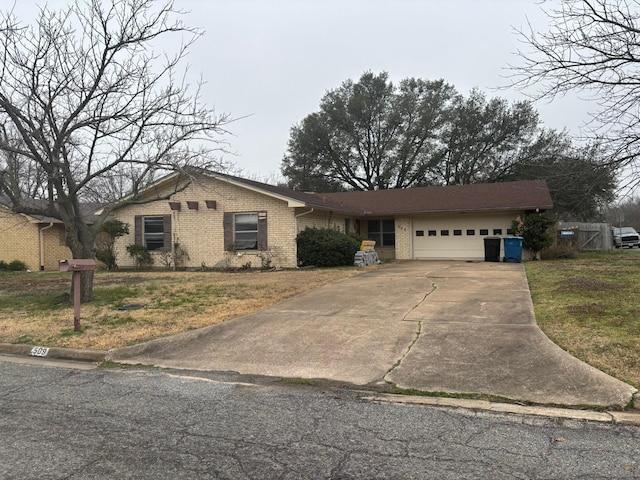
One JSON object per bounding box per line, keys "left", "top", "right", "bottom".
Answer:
{"left": 1, "top": 360, "right": 639, "bottom": 479}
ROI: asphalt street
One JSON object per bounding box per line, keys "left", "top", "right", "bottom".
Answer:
{"left": 1, "top": 358, "right": 638, "bottom": 479}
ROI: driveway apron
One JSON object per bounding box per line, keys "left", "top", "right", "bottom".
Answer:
{"left": 109, "top": 261, "right": 637, "bottom": 407}
{"left": 385, "top": 261, "right": 636, "bottom": 406}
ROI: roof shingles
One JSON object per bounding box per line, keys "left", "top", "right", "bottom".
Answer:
{"left": 321, "top": 180, "right": 554, "bottom": 216}
{"left": 208, "top": 173, "right": 553, "bottom": 216}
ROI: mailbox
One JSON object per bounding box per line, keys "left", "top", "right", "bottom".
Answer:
{"left": 59, "top": 259, "right": 96, "bottom": 332}
{"left": 59, "top": 259, "right": 97, "bottom": 272}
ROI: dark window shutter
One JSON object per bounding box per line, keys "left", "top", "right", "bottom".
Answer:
{"left": 163, "top": 215, "right": 172, "bottom": 249}
{"left": 258, "top": 211, "right": 267, "bottom": 250}
{"left": 134, "top": 216, "right": 143, "bottom": 246}
{"left": 223, "top": 212, "right": 233, "bottom": 251}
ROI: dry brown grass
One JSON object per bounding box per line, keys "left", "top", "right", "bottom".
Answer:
{"left": 0, "top": 267, "right": 366, "bottom": 350}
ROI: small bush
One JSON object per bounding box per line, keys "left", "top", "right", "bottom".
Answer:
{"left": 0, "top": 260, "right": 8, "bottom": 271}
{"left": 126, "top": 244, "right": 154, "bottom": 269}
{"left": 8, "top": 260, "right": 27, "bottom": 271}
{"left": 296, "top": 227, "right": 360, "bottom": 267}
{"left": 95, "top": 249, "right": 117, "bottom": 270}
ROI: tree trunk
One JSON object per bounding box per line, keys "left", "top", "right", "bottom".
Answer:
{"left": 67, "top": 234, "right": 97, "bottom": 304}
{"left": 68, "top": 270, "right": 94, "bottom": 304}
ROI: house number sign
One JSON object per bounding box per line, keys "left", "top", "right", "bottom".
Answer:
{"left": 30, "top": 346, "right": 49, "bottom": 357}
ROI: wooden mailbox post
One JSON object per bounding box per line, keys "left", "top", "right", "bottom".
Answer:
{"left": 59, "top": 259, "right": 96, "bottom": 331}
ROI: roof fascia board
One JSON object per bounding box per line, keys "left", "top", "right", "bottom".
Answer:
{"left": 113, "top": 171, "right": 184, "bottom": 207}
{"left": 210, "top": 174, "right": 307, "bottom": 208}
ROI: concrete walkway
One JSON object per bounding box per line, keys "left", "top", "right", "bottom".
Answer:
{"left": 108, "top": 261, "right": 637, "bottom": 407}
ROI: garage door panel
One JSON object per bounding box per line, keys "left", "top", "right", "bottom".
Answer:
{"left": 412, "top": 214, "right": 515, "bottom": 259}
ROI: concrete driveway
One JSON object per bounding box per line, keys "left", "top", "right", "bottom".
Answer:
{"left": 109, "top": 261, "right": 637, "bottom": 407}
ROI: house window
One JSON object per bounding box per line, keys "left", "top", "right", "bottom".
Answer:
{"left": 224, "top": 211, "right": 268, "bottom": 251}
{"left": 234, "top": 212, "right": 258, "bottom": 250}
{"left": 441, "top": 230, "right": 449, "bottom": 236}
{"left": 135, "top": 215, "right": 171, "bottom": 251}
{"left": 144, "top": 216, "right": 165, "bottom": 250}
{"left": 416, "top": 230, "right": 425, "bottom": 237}
{"left": 493, "top": 228, "right": 503, "bottom": 235}
{"left": 466, "top": 229, "right": 475, "bottom": 236}
{"left": 428, "top": 230, "right": 437, "bottom": 237}
{"left": 367, "top": 219, "right": 395, "bottom": 247}
{"left": 480, "top": 229, "right": 489, "bottom": 236}
{"left": 507, "top": 228, "right": 514, "bottom": 235}
{"left": 453, "top": 230, "right": 462, "bottom": 236}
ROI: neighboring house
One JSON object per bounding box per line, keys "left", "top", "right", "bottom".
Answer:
{"left": 0, "top": 197, "right": 102, "bottom": 271}
{"left": 110, "top": 171, "right": 553, "bottom": 269}
{"left": 0, "top": 200, "right": 70, "bottom": 271}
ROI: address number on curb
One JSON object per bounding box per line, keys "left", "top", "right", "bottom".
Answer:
{"left": 30, "top": 346, "right": 49, "bottom": 357}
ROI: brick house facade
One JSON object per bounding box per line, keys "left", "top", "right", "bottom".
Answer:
{"left": 0, "top": 172, "right": 553, "bottom": 271}
{"left": 110, "top": 171, "right": 553, "bottom": 268}
{"left": 0, "top": 205, "right": 71, "bottom": 271}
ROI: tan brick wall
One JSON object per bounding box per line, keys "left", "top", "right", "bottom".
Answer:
{"left": 0, "top": 208, "right": 40, "bottom": 270}
{"left": 42, "top": 224, "right": 73, "bottom": 271}
{"left": 295, "top": 210, "right": 349, "bottom": 233}
{"left": 393, "top": 216, "right": 411, "bottom": 259}
{"left": 113, "top": 177, "right": 299, "bottom": 269}
{"left": 0, "top": 208, "right": 71, "bottom": 271}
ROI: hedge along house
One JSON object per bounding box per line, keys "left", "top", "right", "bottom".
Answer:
{"left": 0, "top": 196, "right": 102, "bottom": 271}
{"left": 109, "top": 171, "right": 553, "bottom": 269}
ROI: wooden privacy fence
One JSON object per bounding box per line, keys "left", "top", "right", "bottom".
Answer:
{"left": 557, "top": 222, "right": 613, "bottom": 251}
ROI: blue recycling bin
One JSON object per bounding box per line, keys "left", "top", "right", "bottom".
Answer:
{"left": 503, "top": 236, "right": 523, "bottom": 263}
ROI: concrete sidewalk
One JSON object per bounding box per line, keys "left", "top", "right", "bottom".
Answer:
{"left": 108, "top": 261, "right": 638, "bottom": 407}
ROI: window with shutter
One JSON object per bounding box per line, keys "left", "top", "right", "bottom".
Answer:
{"left": 223, "top": 211, "right": 268, "bottom": 251}
{"left": 134, "top": 215, "right": 171, "bottom": 250}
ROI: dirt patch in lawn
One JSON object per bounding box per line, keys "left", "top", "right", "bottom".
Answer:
{"left": 0, "top": 267, "right": 369, "bottom": 350}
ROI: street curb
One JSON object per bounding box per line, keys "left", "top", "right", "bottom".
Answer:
{"left": 0, "top": 343, "right": 106, "bottom": 363}
{"left": 362, "top": 394, "right": 640, "bottom": 426}
{"left": 1, "top": 342, "right": 638, "bottom": 422}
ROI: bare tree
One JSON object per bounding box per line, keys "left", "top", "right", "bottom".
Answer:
{"left": 510, "top": 0, "right": 640, "bottom": 186}
{"left": 0, "top": 0, "right": 232, "bottom": 301}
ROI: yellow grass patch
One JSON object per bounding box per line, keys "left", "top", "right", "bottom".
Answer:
{"left": 0, "top": 268, "right": 367, "bottom": 350}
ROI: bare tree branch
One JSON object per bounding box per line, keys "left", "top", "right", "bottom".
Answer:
{"left": 0, "top": 0, "right": 233, "bottom": 301}
{"left": 509, "top": 0, "right": 640, "bottom": 178}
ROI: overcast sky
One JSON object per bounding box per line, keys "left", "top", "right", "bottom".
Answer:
{"left": 15, "top": 1, "right": 595, "bottom": 181}
{"left": 176, "top": 0, "right": 593, "bottom": 180}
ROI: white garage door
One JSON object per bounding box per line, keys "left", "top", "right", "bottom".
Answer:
{"left": 412, "top": 214, "right": 516, "bottom": 259}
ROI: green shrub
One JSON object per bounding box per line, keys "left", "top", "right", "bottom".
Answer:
{"left": 0, "top": 260, "right": 7, "bottom": 271}
{"left": 7, "top": 260, "right": 27, "bottom": 271}
{"left": 96, "top": 219, "right": 130, "bottom": 270}
{"left": 126, "top": 244, "right": 154, "bottom": 269}
{"left": 296, "top": 227, "right": 360, "bottom": 267}
{"left": 95, "top": 249, "right": 116, "bottom": 269}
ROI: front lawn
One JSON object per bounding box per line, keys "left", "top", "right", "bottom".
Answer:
{"left": 525, "top": 250, "right": 640, "bottom": 388}
{"left": 0, "top": 267, "right": 365, "bottom": 350}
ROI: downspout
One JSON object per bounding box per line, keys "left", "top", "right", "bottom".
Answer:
{"left": 39, "top": 222, "right": 55, "bottom": 271}
{"left": 294, "top": 208, "right": 314, "bottom": 267}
